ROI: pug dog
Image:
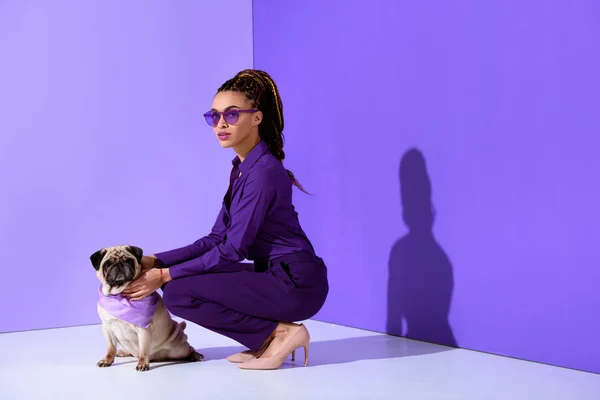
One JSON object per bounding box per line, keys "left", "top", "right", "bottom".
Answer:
{"left": 90, "top": 245, "right": 203, "bottom": 371}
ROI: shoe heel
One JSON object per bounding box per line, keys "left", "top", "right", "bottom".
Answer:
{"left": 303, "top": 345, "right": 309, "bottom": 366}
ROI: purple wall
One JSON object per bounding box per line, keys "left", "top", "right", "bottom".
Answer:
{"left": 0, "top": 1, "right": 253, "bottom": 333}
{"left": 253, "top": 0, "right": 600, "bottom": 373}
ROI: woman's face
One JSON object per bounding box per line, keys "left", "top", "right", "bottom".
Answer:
{"left": 209, "top": 91, "right": 262, "bottom": 149}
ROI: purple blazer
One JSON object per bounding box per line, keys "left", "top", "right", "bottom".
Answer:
{"left": 155, "top": 141, "right": 316, "bottom": 280}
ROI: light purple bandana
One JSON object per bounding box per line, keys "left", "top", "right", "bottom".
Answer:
{"left": 97, "top": 286, "right": 159, "bottom": 328}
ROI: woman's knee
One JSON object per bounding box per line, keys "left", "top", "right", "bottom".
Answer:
{"left": 161, "top": 277, "right": 206, "bottom": 312}
{"left": 161, "top": 280, "right": 184, "bottom": 312}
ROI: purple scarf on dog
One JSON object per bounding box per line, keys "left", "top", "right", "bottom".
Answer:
{"left": 97, "top": 286, "right": 159, "bottom": 328}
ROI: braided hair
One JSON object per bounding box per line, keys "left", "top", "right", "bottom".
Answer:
{"left": 217, "top": 69, "right": 308, "bottom": 194}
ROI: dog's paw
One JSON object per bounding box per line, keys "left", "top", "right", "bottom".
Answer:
{"left": 187, "top": 351, "right": 204, "bottom": 362}
{"left": 97, "top": 359, "right": 113, "bottom": 368}
{"left": 136, "top": 361, "right": 150, "bottom": 371}
{"left": 116, "top": 350, "right": 133, "bottom": 357}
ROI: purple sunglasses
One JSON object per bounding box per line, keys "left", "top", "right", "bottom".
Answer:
{"left": 203, "top": 108, "right": 257, "bottom": 127}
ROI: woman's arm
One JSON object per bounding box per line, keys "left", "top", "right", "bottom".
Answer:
{"left": 153, "top": 204, "right": 229, "bottom": 268}
{"left": 167, "top": 170, "right": 276, "bottom": 280}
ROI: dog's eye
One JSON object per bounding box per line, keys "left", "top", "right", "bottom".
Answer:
{"left": 126, "top": 259, "right": 135, "bottom": 266}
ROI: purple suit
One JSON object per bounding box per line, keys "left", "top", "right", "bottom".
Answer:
{"left": 155, "top": 141, "right": 328, "bottom": 352}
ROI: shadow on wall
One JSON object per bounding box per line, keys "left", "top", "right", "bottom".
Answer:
{"left": 387, "top": 148, "right": 457, "bottom": 347}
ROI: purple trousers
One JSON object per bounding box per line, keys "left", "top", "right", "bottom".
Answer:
{"left": 161, "top": 252, "right": 328, "bottom": 352}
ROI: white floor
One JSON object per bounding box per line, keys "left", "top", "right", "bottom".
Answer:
{"left": 0, "top": 319, "right": 598, "bottom": 400}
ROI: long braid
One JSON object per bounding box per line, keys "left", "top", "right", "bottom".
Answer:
{"left": 218, "top": 69, "right": 309, "bottom": 194}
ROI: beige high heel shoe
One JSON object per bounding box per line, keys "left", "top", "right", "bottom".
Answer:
{"left": 228, "top": 346, "right": 299, "bottom": 363}
{"left": 238, "top": 324, "right": 310, "bottom": 370}
{"left": 226, "top": 350, "right": 260, "bottom": 363}
{"left": 226, "top": 337, "right": 273, "bottom": 363}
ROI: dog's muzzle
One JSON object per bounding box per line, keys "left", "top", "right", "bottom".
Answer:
{"left": 105, "top": 263, "right": 135, "bottom": 286}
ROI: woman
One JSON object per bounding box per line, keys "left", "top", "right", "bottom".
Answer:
{"left": 122, "top": 69, "right": 329, "bottom": 370}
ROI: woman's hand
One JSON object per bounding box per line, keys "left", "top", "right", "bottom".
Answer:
{"left": 122, "top": 268, "right": 172, "bottom": 301}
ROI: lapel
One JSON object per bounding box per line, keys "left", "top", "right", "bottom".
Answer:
{"left": 223, "top": 141, "right": 269, "bottom": 214}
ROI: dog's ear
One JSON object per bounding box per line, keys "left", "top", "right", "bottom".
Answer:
{"left": 90, "top": 249, "right": 107, "bottom": 270}
{"left": 126, "top": 246, "right": 143, "bottom": 263}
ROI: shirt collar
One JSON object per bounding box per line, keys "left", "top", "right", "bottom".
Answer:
{"left": 231, "top": 140, "right": 269, "bottom": 174}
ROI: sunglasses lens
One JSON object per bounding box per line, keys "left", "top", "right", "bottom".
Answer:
{"left": 204, "top": 112, "right": 218, "bottom": 127}
{"left": 223, "top": 110, "right": 239, "bottom": 125}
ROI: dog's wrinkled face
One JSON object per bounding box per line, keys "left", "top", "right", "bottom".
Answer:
{"left": 90, "top": 245, "right": 143, "bottom": 296}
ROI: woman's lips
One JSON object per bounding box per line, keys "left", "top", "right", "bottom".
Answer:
{"left": 218, "top": 132, "right": 230, "bottom": 141}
